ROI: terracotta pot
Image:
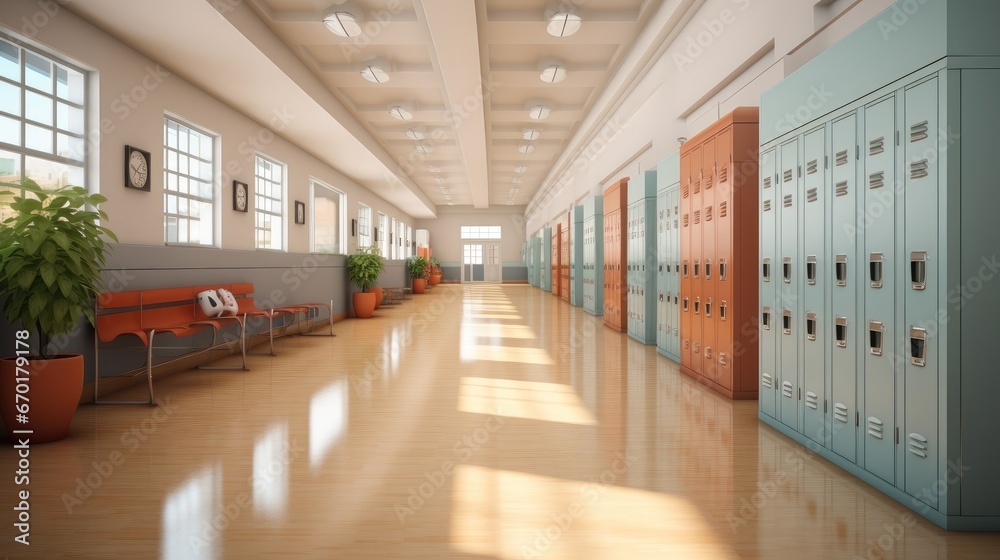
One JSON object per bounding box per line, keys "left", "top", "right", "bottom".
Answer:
{"left": 429, "top": 273, "right": 442, "bottom": 286}
{"left": 412, "top": 278, "right": 426, "bottom": 294}
{"left": 371, "top": 286, "right": 384, "bottom": 309}
{"left": 0, "top": 354, "right": 84, "bottom": 443}
{"left": 353, "top": 292, "right": 377, "bottom": 318}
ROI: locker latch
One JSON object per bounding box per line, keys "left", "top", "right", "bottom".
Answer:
{"left": 762, "top": 307, "right": 771, "bottom": 331}
{"left": 705, "top": 259, "right": 712, "bottom": 279}
{"left": 720, "top": 300, "right": 728, "bottom": 321}
{"left": 762, "top": 258, "right": 771, "bottom": 282}
{"left": 694, "top": 260, "right": 700, "bottom": 278}
{"left": 869, "top": 320, "right": 884, "bottom": 356}
{"left": 869, "top": 253, "right": 884, "bottom": 289}
{"left": 835, "top": 316, "right": 848, "bottom": 348}
{"left": 719, "top": 259, "right": 728, "bottom": 281}
{"left": 694, "top": 297, "right": 701, "bottom": 314}
{"left": 683, "top": 260, "right": 689, "bottom": 277}
{"left": 705, "top": 298, "right": 712, "bottom": 318}
{"left": 806, "top": 256, "right": 818, "bottom": 286}
{"left": 910, "top": 251, "right": 928, "bottom": 291}
{"left": 683, "top": 297, "right": 689, "bottom": 312}
{"left": 706, "top": 347, "right": 713, "bottom": 360}
{"left": 835, "top": 255, "right": 848, "bottom": 287}
{"left": 783, "top": 257, "right": 792, "bottom": 284}
{"left": 782, "top": 309, "right": 792, "bottom": 335}
{"left": 806, "top": 312, "right": 817, "bottom": 341}
{"left": 910, "top": 327, "right": 927, "bottom": 367}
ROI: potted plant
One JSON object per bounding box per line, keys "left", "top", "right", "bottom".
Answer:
{"left": 0, "top": 179, "right": 117, "bottom": 443}
{"left": 346, "top": 246, "right": 384, "bottom": 318}
{"left": 408, "top": 255, "right": 429, "bottom": 294}
{"left": 428, "top": 257, "right": 443, "bottom": 286}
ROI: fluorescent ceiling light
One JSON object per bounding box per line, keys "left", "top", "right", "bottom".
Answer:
{"left": 528, "top": 104, "right": 550, "bottom": 120}
{"left": 512, "top": 177, "right": 523, "bottom": 184}
{"left": 414, "top": 143, "right": 433, "bottom": 154}
{"left": 514, "top": 165, "right": 528, "bottom": 174}
{"left": 518, "top": 144, "right": 535, "bottom": 154}
{"left": 405, "top": 128, "right": 426, "bottom": 141}
{"left": 547, "top": 12, "right": 582, "bottom": 37}
{"left": 427, "top": 165, "right": 441, "bottom": 172}
{"left": 360, "top": 61, "right": 390, "bottom": 83}
{"left": 389, "top": 105, "right": 413, "bottom": 120}
{"left": 324, "top": 11, "right": 361, "bottom": 37}
{"left": 522, "top": 129, "right": 541, "bottom": 141}
{"left": 540, "top": 63, "right": 567, "bottom": 84}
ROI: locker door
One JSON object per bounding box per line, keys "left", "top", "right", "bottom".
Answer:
{"left": 779, "top": 137, "right": 800, "bottom": 430}
{"left": 672, "top": 189, "right": 681, "bottom": 357}
{"left": 542, "top": 228, "right": 552, "bottom": 292}
{"left": 691, "top": 144, "right": 704, "bottom": 376}
{"left": 903, "top": 77, "right": 938, "bottom": 508}
{"left": 831, "top": 112, "right": 859, "bottom": 463}
{"left": 628, "top": 204, "right": 636, "bottom": 335}
{"left": 802, "top": 125, "right": 828, "bottom": 446}
{"left": 680, "top": 153, "right": 693, "bottom": 369}
{"left": 863, "top": 95, "right": 896, "bottom": 484}
{"left": 702, "top": 136, "right": 718, "bottom": 383}
{"left": 657, "top": 189, "right": 668, "bottom": 352}
{"left": 715, "top": 128, "right": 734, "bottom": 390}
{"left": 759, "top": 147, "right": 778, "bottom": 418}
{"left": 644, "top": 195, "right": 658, "bottom": 343}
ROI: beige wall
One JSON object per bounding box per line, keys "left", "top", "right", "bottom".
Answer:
{"left": 415, "top": 207, "right": 527, "bottom": 266}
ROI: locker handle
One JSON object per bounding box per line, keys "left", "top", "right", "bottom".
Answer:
{"left": 783, "top": 257, "right": 792, "bottom": 284}
{"left": 869, "top": 320, "right": 884, "bottom": 356}
{"left": 659, "top": 292, "right": 663, "bottom": 302}
{"left": 694, "top": 261, "right": 700, "bottom": 278}
{"left": 683, "top": 297, "right": 689, "bottom": 311}
{"left": 694, "top": 297, "right": 700, "bottom": 314}
{"left": 806, "top": 256, "right": 817, "bottom": 286}
{"left": 870, "top": 253, "right": 884, "bottom": 289}
{"left": 683, "top": 261, "right": 689, "bottom": 277}
{"left": 762, "top": 307, "right": 771, "bottom": 331}
{"left": 705, "top": 259, "right": 712, "bottom": 279}
{"left": 835, "top": 255, "right": 848, "bottom": 287}
{"left": 659, "top": 264, "right": 663, "bottom": 273}
{"left": 910, "top": 251, "right": 928, "bottom": 290}
{"left": 835, "top": 316, "right": 848, "bottom": 348}
{"left": 910, "top": 326, "right": 928, "bottom": 367}
{"left": 719, "top": 259, "right": 728, "bottom": 281}
{"left": 806, "top": 312, "right": 817, "bottom": 341}
{"left": 720, "top": 301, "right": 727, "bottom": 321}
{"left": 762, "top": 258, "right": 771, "bottom": 282}
{"left": 782, "top": 309, "right": 792, "bottom": 335}
{"left": 705, "top": 299, "right": 712, "bottom": 318}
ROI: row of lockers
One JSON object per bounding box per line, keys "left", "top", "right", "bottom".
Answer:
{"left": 679, "top": 108, "right": 761, "bottom": 399}
{"left": 581, "top": 196, "right": 604, "bottom": 316}
{"left": 626, "top": 170, "right": 658, "bottom": 344}
{"left": 603, "top": 178, "right": 629, "bottom": 332}
{"left": 656, "top": 154, "right": 681, "bottom": 361}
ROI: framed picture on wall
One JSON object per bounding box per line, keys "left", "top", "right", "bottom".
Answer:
{"left": 233, "top": 181, "right": 249, "bottom": 212}
{"left": 294, "top": 200, "right": 306, "bottom": 225}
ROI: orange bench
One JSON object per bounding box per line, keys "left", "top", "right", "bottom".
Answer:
{"left": 228, "top": 283, "right": 334, "bottom": 356}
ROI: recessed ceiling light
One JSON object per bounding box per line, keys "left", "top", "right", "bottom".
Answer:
{"left": 523, "top": 129, "right": 541, "bottom": 141}
{"left": 540, "top": 63, "right": 567, "bottom": 83}
{"left": 414, "top": 143, "right": 433, "bottom": 154}
{"left": 547, "top": 12, "right": 582, "bottom": 37}
{"left": 427, "top": 164, "right": 441, "bottom": 172}
{"left": 324, "top": 11, "right": 361, "bottom": 37}
{"left": 514, "top": 165, "right": 528, "bottom": 174}
{"left": 518, "top": 143, "right": 535, "bottom": 154}
{"left": 360, "top": 60, "right": 390, "bottom": 83}
{"left": 528, "top": 104, "right": 550, "bottom": 120}
{"left": 389, "top": 105, "right": 413, "bottom": 120}
{"left": 434, "top": 177, "right": 446, "bottom": 184}
{"left": 512, "top": 176, "right": 523, "bottom": 184}
{"left": 405, "top": 128, "right": 426, "bottom": 141}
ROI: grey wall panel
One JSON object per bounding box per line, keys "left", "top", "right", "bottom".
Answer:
{"left": 503, "top": 266, "right": 529, "bottom": 281}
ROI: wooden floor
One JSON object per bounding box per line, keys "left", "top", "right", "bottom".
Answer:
{"left": 2, "top": 284, "right": 998, "bottom": 559}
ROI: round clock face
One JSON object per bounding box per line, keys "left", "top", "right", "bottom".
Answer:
{"left": 129, "top": 150, "right": 148, "bottom": 188}
{"left": 297, "top": 205, "right": 304, "bottom": 222}
{"left": 236, "top": 185, "right": 247, "bottom": 210}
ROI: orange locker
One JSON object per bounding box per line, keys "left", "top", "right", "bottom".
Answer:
{"left": 551, "top": 223, "right": 561, "bottom": 297}
{"left": 603, "top": 178, "right": 629, "bottom": 332}
{"left": 560, "top": 211, "right": 571, "bottom": 302}
{"left": 679, "top": 107, "right": 759, "bottom": 399}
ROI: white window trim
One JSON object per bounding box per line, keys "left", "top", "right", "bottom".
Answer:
{"left": 163, "top": 111, "right": 220, "bottom": 247}
{"left": 310, "top": 177, "right": 346, "bottom": 255}
{"left": 253, "top": 152, "right": 287, "bottom": 252}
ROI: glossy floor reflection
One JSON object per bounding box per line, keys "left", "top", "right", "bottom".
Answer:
{"left": 1, "top": 285, "right": 999, "bottom": 559}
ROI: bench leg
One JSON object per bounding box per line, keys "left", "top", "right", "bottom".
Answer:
{"left": 94, "top": 330, "right": 156, "bottom": 405}
{"left": 300, "top": 300, "right": 335, "bottom": 336}
{"left": 247, "top": 312, "right": 279, "bottom": 356}
{"left": 199, "top": 316, "right": 249, "bottom": 371}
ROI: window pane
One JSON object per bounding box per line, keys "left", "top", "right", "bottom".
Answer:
{"left": 0, "top": 40, "right": 18, "bottom": 81}
{"left": 25, "top": 124, "right": 52, "bottom": 153}
{"left": 24, "top": 52, "right": 52, "bottom": 93}
{"left": 164, "top": 117, "right": 215, "bottom": 245}
{"left": 25, "top": 155, "right": 83, "bottom": 189}
{"left": 0, "top": 81, "right": 19, "bottom": 115}
{"left": 0, "top": 115, "right": 19, "bottom": 145}
{"left": 56, "top": 133, "right": 85, "bottom": 161}
{"left": 25, "top": 91, "right": 53, "bottom": 126}
{"left": 56, "top": 101, "right": 83, "bottom": 134}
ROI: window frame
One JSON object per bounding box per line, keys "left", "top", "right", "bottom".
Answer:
{"left": 253, "top": 152, "right": 286, "bottom": 251}
{"left": 357, "top": 202, "right": 372, "bottom": 249}
{"left": 377, "top": 211, "right": 389, "bottom": 257}
{"left": 460, "top": 225, "right": 502, "bottom": 239}
{"left": 163, "top": 113, "right": 219, "bottom": 247}
{"left": 310, "top": 177, "right": 346, "bottom": 255}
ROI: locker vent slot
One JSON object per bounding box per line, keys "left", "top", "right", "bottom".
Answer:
{"left": 694, "top": 211, "right": 701, "bottom": 224}
{"left": 705, "top": 299, "right": 712, "bottom": 317}
{"left": 719, "top": 166, "right": 728, "bottom": 184}
{"left": 869, "top": 171, "right": 885, "bottom": 189}
{"left": 783, "top": 169, "right": 793, "bottom": 183}
{"left": 836, "top": 255, "right": 848, "bottom": 287}
{"left": 806, "top": 391, "right": 819, "bottom": 410}
{"left": 910, "top": 251, "right": 928, "bottom": 290}
{"left": 720, "top": 260, "right": 728, "bottom": 280}
{"left": 835, "top": 316, "right": 848, "bottom": 348}
{"left": 720, "top": 201, "right": 728, "bottom": 218}
{"left": 910, "top": 159, "right": 929, "bottom": 179}
{"left": 763, "top": 176, "right": 772, "bottom": 189}
{"left": 910, "top": 327, "right": 928, "bottom": 367}
{"left": 806, "top": 312, "right": 817, "bottom": 341}
{"left": 682, "top": 184, "right": 690, "bottom": 198}
{"left": 869, "top": 321, "right": 884, "bottom": 356}
{"left": 835, "top": 150, "right": 849, "bottom": 166}
{"left": 834, "top": 403, "right": 850, "bottom": 424}
{"left": 835, "top": 182, "right": 849, "bottom": 198}
{"left": 762, "top": 259, "right": 771, "bottom": 282}
{"left": 807, "top": 159, "right": 818, "bottom": 175}
{"left": 706, "top": 206, "right": 713, "bottom": 221}
{"left": 720, "top": 301, "right": 727, "bottom": 321}
{"left": 782, "top": 381, "right": 794, "bottom": 399}
{"left": 762, "top": 307, "right": 771, "bottom": 330}
{"left": 763, "top": 199, "right": 772, "bottom": 212}
{"left": 719, "top": 352, "right": 728, "bottom": 366}
{"left": 694, "top": 177, "right": 700, "bottom": 193}
{"left": 869, "top": 137, "right": 885, "bottom": 155}
{"left": 683, "top": 214, "right": 689, "bottom": 227}
{"left": 705, "top": 175, "right": 713, "bottom": 189}
{"left": 910, "top": 121, "right": 929, "bottom": 142}
{"left": 694, "top": 297, "right": 700, "bottom": 314}
{"left": 908, "top": 433, "right": 929, "bottom": 458}
{"left": 782, "top": 309, "right": 792, "bottom": 335}
{"left": 870, "top": 253, "right": 884, "bottom": 288}
{"left": 783, "top": 194, "right": 793, "bottom": 208}
{"left": 783, "top": 257, "right": 792, "bottom": 283}
{"left": 806, "top": 256, "right": 817, "bottom": 285}
{"left": 867, "top": 417, "right": 884, "bottom": 439}
{"left": 762, "top": 373, "right": 773, "bottom": 389}
{"left": 807, "top": 187, "right": 819, "bottom": 203}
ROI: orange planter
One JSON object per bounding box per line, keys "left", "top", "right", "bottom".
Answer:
{"left": 1, "top": 354, "right": 83, "bottom": 443}
{"left": 429, "top": 273, "right": 442, "bottom": 286}
{"left": 353, "top": 292, "right": 377, "bottom": 318}
{"left": 412, "top": 278, "right": 426, "bottom": 294}
{"left": 372, "top": 286, "right": 384, "bottom": 309}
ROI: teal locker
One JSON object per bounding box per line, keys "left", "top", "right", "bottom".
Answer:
{"left": 533, "top": 236, "right": 543, "bottom": 287}
{"left": 572, "top": 206, "right": 584, "bottom": 307}
{"left": 759, "top": 148, "right": 778, "bottom": 419}
{"left": 862, "top": 95, "right": 896, "bottom": 485}
{"left": 778, "top": 138, "right": 799, "bottom": 430}
{"left": 628, "top": 170, "right": 658, "bottom": 344}
{"left": 830, "top": 112, "right": 859, "bottom": 463}
{"left": 583, "top": 196, "right": 604, "bottom": 316}
{"left": 802, "top": 126, "right": 828, "bottom": 446}
{"left": 657, "top": 152, "right": 680, "bottom": 361}
{"left": 541, "top": 227, "right": 552, "bottom": 292}
{"left": 671, "top": 188, "right": 680, "bottom": 357}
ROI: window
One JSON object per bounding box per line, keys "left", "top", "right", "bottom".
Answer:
{"left": 405, "top": 225, "right": 412, "bottom": 258}
{"left": 164, "top": 116, "right": 215, "bottom": 245}
{"left": 461, "top": 225, "right": 501, "bottom": 239}
{"left": 0, "top": 35, "right": 87, "bottom": 221}
{"left": 254, "top": 153, "right": 285, "bottom": 250}
{"left": 464, "top": 244, "right": 483, "bottom": 264}
{"left": 390, "top": 217, "right": 397, "bottom": 259}
{"left": 312, "top": 179, "right": 345, "bottom": 254}
{"left": 358, "top": 203, "right": 371, "bottom": 248}
{"left": 378, "top": 212, "right": 388, "bottom": 256}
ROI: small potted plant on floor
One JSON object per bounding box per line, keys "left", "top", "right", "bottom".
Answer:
{"left": 428, "top": 257, "right": 442, "bottom": 286}
{"left": 408, "top": 255, "right": 429, "bottom": 294}
{"left": 0, "top": 179, "right": 117, "bottom": 443}
{"left": 347, "top": 246, "right": 384, "bottom": 318}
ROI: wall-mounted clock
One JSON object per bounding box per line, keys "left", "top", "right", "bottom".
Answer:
{"left": 124, "top": 145, "right": 151, "bottom": 191}
{"left": 233, "top": 181, "right": 249, "bottom": 212}
{"left": 294, "top": 201, "right": 306, "bottom": 225}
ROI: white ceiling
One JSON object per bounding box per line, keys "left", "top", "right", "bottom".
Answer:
{"left": 65, "top": 0, "right": 663, "bottom": 218}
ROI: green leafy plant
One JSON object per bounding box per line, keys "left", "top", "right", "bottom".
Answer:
{"left": 407, "top": 255, "right": 429, "bottom": 279}
{"left": 428, "top": 257, "right": 440, "bottom": 268}
{"left": 347, "top": 246, "right": 384, "bottom": 292}
{"left": 0, "top": 179, "right": 118, "bottom": 360}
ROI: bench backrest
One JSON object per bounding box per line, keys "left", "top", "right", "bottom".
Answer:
{"left": 97, "top": 286, "right": 215, "bottom": 342}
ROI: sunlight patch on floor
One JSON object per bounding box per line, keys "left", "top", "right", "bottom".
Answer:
{"left": 459, "top": 377, "right": 596, "bottom": 426}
